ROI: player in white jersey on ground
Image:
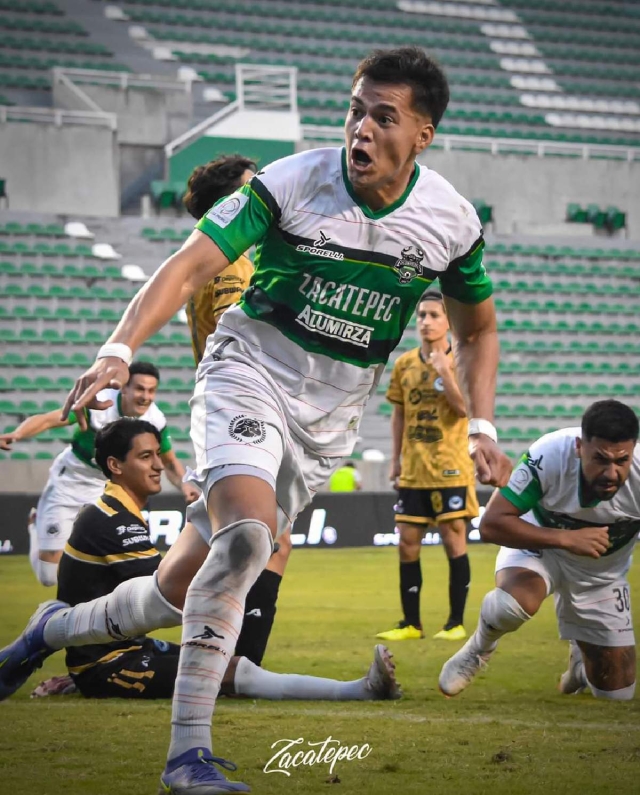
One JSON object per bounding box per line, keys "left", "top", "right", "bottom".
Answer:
{"left": 439, "top": 399, "right": 639, "bottom": 702}
{"left": 19, "top": 47, "right": 511, "bottom": 793}
{"left": 0, "top": 361, "right": 198, "bottom": 585}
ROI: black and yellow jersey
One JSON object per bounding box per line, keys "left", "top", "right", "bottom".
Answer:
{"left": 186, "top": 254, "right": 253, "bottom": 364}
{"left": 386, "top": 347, "right": 475, "bottom": 490}
{"left": 56, "top": 482, "right": 161, "bottom": 674}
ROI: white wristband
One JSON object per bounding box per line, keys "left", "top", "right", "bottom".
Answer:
{"left": 468, "top": 418, "right": 498, "bottom": 443}
{"left": 96, "top": 343, "right": 133, "bottom": 366}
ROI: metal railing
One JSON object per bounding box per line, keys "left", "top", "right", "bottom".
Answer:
{"left": 52, "top": 67, "right": 195, "bottom": 94}
{"left": 0, "top": 105, "right": 117, "bottom": 129}
{"left": 301, "top": 126, "right": 640, "bottom": 162}
{"left": 164, "top": 100, "right": 240, "bottom": 159}
{"left": 236, "top": 63, "right": 297, "bottom": 112}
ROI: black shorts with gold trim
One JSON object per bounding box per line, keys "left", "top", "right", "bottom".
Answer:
{"left": 70, "top": 638, "right": 180, "bottom": 700}
{"left": 394, "top": 486, "right": 478, "bottom": 526}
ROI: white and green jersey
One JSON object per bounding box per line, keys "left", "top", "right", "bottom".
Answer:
{"left": 63, "top": 389, "right": 171, "bottom": 473}
{"left": 502, "top": 427, "right": 640, "bottom": 559}
{"left": 197, "top": 146, "right": 491, "bottom": 455}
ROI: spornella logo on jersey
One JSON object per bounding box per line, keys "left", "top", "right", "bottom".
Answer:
{"left": 295, "top": 230, "right": 344, "bottom": 260}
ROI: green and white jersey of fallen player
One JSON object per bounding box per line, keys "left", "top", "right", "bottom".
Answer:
{"left": 501, "top": 427, "right": 640, "bottom": 561}
{"left": 66, "top": 389, "right": 171, "bottom": 472}
{"left": 197, "top": 146, "right": 491, "bottom": 456}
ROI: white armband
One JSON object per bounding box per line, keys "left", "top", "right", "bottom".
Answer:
{"left": 96, "top": 343, "right": 133, "bottom": 366}
{"left": 468, "top": 418, "right": 498, "bottom": 443}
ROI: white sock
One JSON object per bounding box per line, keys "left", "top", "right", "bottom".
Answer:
{"left": 35, "top": 559, "right": 58, "bottom": 588}
{"left": 587, "top": 679, "right": 636, "bottom": 700}
{"left": 43, "top": 572, "right": 181, "bottom": 650}
{"left": 168, "top": 520, "right": 273, "bottom": 760}
{"left": 473, "top": 588, "right": 531, "bottom": 653}
{"left": 28, "top": 516, "right": 40, "bottom": 579}
{"left": 233, "top": 656, "right": 370, "bottom": 701}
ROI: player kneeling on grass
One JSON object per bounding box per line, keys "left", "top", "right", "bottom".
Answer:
{"left": 439, "top": 400, "right": 638, "bottom": 701}
{"left": 0, "top": 418, "right": 401, "bottom": 703}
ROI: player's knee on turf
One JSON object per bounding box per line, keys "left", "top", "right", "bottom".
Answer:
{"left": 579, "top": 642, "right": 636, "bottom": 698}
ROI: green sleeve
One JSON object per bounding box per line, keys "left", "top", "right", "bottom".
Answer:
{"left": 159, "top": 426, "right": 172, "bottom": 454}
{"left": 196, "top": 179, "right": 276, "bottom": 264}
{"left": 500, "top": 453, "right": 544, "bottom": 512}
{"left": 65, "top": 408, "right": 89, "bottom": 427}
{"left": 440, "top": 237, "right": 493, "bottom": 304}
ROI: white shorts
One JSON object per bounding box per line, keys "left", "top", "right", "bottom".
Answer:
{"left": 495, "top": 546, "right": 635, "bottom": 648}
{"left": 186, "top": 357, "right": 341, "bottom": 543}
{"left": 35, "top": 449, "right": 105, "bottom": 552}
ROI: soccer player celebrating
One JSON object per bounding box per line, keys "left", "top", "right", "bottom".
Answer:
{"left": 51, "top": 47, "right": 509, "bottom": 793}
{"left": 0, "top": 361, "right": 198, "bottom": 586}
{"left": 2, "top": 417, "right": 400, "bottom": 703}
{"left": 439, "top": 400, "right": 638, "bottom": 702}
{"left": 183, "top": 154, "right": 291, "bottom": 667}
{"left": 377, "top": 290, "right": 478, "bottom": 643}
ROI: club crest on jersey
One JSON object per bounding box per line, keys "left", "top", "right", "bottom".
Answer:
{"left": 229, "top": 415, "right": 266, "bottom": 444}
{"left": 394, "top": 246, "right": 425, "bottom": 284}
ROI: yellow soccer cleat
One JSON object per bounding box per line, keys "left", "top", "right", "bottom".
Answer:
{"left": 375, "top": 623, "right": 424, "bottom": 641}
{"left": 433, "top": 625, "right": 467, "bottom": 641}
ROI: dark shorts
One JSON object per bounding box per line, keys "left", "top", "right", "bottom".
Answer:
{"left": 72, "top": 638, "right": 180, "bottom": 700}
{"left": 394, "top": 486, "right": 479, "bottom": 526}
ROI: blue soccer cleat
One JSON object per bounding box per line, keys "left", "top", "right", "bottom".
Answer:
{"left": 0, "top": 599, "right": 67, "bottom": 701}
{"left": 159, "top": 748, "right": 251, "bottom": 794}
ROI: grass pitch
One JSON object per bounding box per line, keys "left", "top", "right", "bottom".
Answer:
{"left": 1, "top": 545, "right": 639, "bottom": 795}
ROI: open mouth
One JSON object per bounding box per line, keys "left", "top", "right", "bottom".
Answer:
{"left": 351, "top": 147, "right": 373, "bottom": 170}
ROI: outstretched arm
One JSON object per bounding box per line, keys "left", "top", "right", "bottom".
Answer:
{"left": 0, "top": 409, "right": 71, "bottom": 450}
{"left": 62, "top": 231, "right": 230, "bottom": 426}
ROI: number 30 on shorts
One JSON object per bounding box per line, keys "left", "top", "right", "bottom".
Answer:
{"left": 613, "top": 585, "right": 631, "bottom": 613}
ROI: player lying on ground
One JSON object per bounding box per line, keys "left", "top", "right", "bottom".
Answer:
{"left": 377, "top": 290, "right": 478, "bottom": 643}
{"left": 0, "top": 361, "right": 198, "bottom": 586}
{"left": 439, "top": 399, "right": 638, "bottom": 701}
{"left": 0, "top": 418, "right": 400, "bottom": 703}
{"left": 56, "top": 47, "right": 510, "bottom": 794}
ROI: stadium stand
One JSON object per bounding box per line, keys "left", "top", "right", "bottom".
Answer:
{"left": 0, "top": 0, "right": 639, "bottom": 480}
{"left": 2, "top": 209, "right": 640, "bottom": 466}
{"left": 94, "top": 0, "right": 640, "bottom": 147}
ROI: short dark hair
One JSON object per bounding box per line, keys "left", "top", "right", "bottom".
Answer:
{"left": 352, "top": 46, "right": 449, "bottom": 128}
{"left": 582, "top": 400, "right": 639, "bottom": 444}
{"left": 128, "top": 360, "right": 160, "bottom": 383}
{"left": 183, "top": 154, "right": 257, "bottom": 220}
{"left": 419, "top": 289, "right": 443, "bottom": 304}
{"left": 95, "top": 418, "right": 162, "bottom": 478}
